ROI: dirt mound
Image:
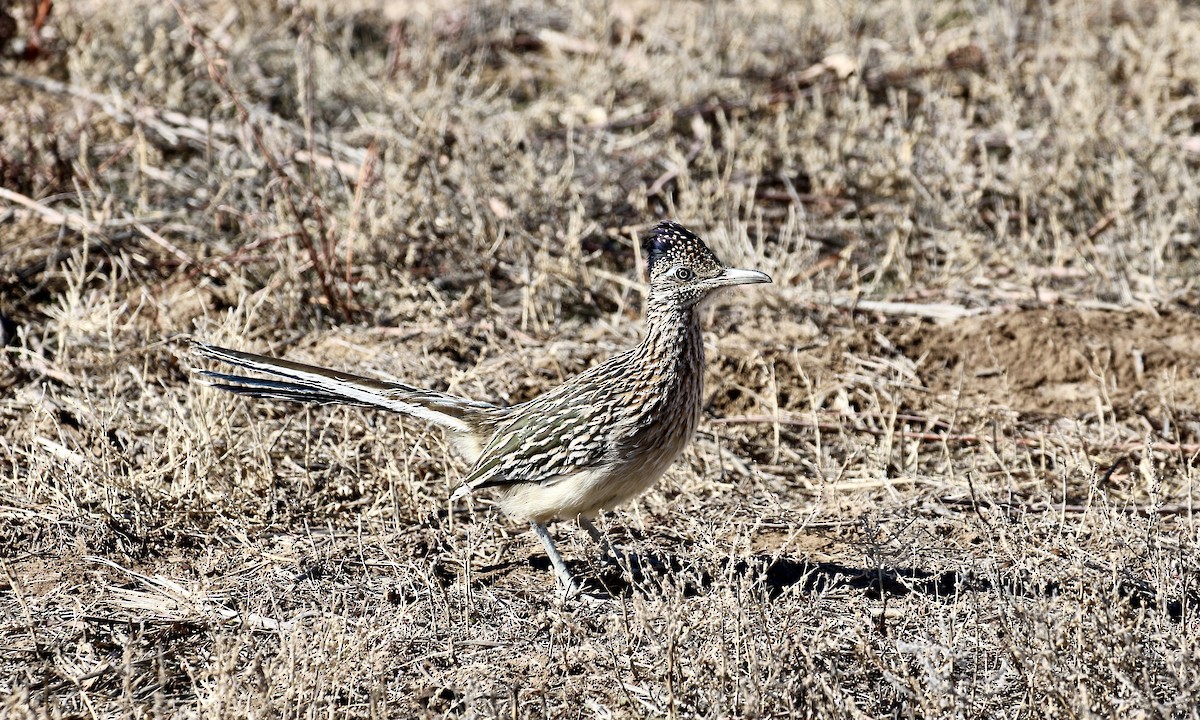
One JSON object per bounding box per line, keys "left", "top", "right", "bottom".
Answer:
{"left": 894, "top": 308, "right": 1200, "bottom": 417}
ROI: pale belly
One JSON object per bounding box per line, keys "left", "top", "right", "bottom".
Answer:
{"left": 497, "top": 432, "right": 692, "bottom": 524}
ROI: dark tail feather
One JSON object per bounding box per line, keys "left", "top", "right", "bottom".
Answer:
{"left": 199, "top": 370, "right": 376, "bottom": 407}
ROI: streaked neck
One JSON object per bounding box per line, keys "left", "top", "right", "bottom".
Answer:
{"left": 641, "top": 302, "right": 703, "bottom": 362}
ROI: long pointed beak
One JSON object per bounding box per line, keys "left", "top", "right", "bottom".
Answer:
{"left": 710, "top": 267, "right": 772, "bottom": 288}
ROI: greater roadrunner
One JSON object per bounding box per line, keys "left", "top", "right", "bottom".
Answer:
{"left": 194, "top": 221, "right": 770, "bottom": 595}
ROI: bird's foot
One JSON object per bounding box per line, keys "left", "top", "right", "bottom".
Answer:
{"left": 556, "top": 569, "right": 611, "bottom": 604}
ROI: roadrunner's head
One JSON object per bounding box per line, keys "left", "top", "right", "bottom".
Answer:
{"left": 643, "top": 221, "right": 771, "bottom": 312}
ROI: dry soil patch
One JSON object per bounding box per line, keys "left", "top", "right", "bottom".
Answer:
{"left": 892, "top": 307, "right": 1200, "bottom": 418}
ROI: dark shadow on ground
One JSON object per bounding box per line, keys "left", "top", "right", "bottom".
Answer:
{"left": 513, "top": 551, "right": 1194, "bottom": 622}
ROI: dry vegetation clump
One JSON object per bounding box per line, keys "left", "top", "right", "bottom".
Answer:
{"left": 2, "top": 0, "right": 1200, "bottom": 717}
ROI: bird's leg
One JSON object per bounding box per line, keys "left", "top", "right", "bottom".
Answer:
{"left": 579, "top": 516, "right": 666, "bottom": 575}
{"left": 578, "top": 516, "right": 604, "bottom": 543}
{"left": 531, "top": 522, "right": 581, "bottom": 596}
{"left": 578, "top": 516, "right": 618, "bottom": 563}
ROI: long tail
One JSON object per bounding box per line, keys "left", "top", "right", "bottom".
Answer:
{"left": 192, "top": 342, "right": 497, "bottom": 438}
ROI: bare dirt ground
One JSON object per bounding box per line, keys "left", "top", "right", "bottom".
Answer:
{"left": 2, "top": 1, "right": 1200, "bottom": 717}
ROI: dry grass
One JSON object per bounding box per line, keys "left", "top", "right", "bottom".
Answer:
{"left": 2, "top": 0, "right": 1200, "bottom": 717}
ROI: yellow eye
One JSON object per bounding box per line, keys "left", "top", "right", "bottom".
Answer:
{"left": 673, "top": 267, "right": 695, "bottom": 282}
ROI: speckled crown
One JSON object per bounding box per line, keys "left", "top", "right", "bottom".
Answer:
{"left": 643, "top": 221, "right": 721, "bottom": 275}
